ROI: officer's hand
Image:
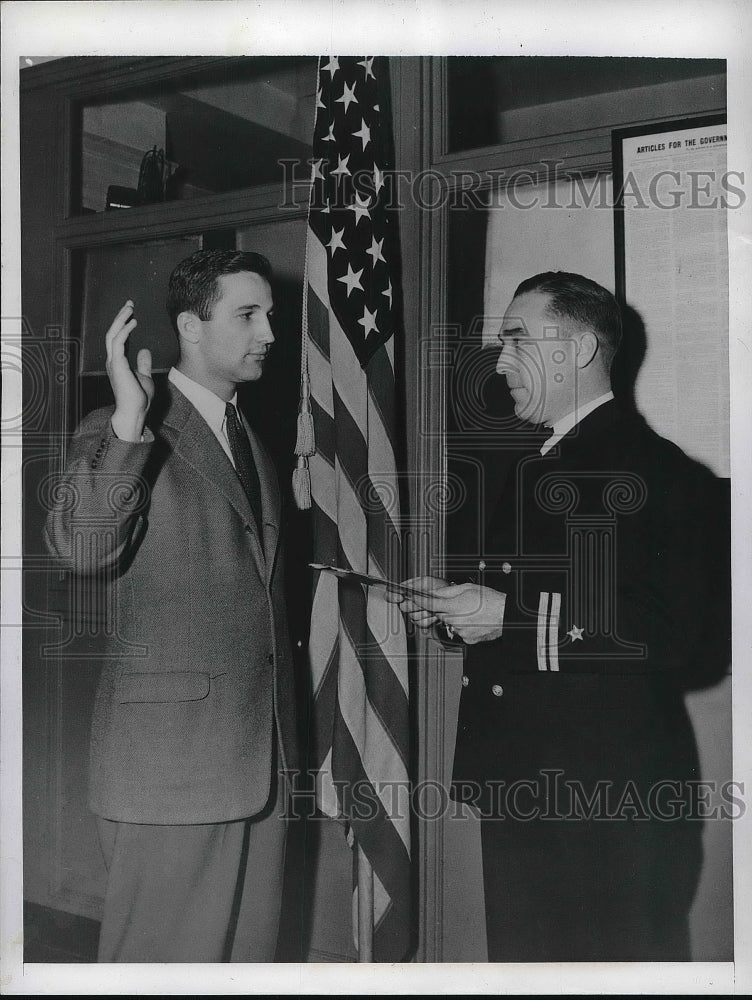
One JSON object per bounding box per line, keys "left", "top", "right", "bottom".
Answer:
{"left": 106, "top": 301, "right": 154, "bottom": 442}
{"left": 416, "top": 582, "right": 506, "bottom": 645}
{"left": 386, "top": 576, "right": 448, "bottom": 629}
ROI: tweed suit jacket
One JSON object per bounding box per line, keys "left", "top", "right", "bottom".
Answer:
{"left": 45, "top": 382, "right": 298, "bottom": 825}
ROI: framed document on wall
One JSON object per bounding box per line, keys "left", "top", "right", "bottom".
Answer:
{"left": 612, "top": 114, "right": 730, "bottom": 479}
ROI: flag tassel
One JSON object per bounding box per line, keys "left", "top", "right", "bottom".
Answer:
{"left": 292, "top": 454, "right": 312, "bottom": 510}
{"left": 293, "top": 368, "right": 314, "bottom": 510}
{"left": 295, "top": 385, "right": 315, "bottom": 457}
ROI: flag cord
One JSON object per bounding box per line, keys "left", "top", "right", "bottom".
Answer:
{"left": 292, "top": 212, "right": 314, "bottom": 510}
{"left": 295, "top": 232, "right": 315, "bottom": 456}
{"left": 292, "top": 57, "right": 322, "bottom": 511}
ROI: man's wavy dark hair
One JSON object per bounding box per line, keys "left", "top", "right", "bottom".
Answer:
{"left": 167, "top": 249, "right": 272, "bottom": 334}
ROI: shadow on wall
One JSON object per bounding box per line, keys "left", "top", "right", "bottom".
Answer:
{"left": 615, "top": 302, "right": 731, "bottom": 692}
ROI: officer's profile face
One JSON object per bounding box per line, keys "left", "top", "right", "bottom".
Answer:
{"left": 495, "top": 290, "right": 579, "bottom": 427}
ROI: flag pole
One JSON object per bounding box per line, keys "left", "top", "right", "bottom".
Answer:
{"left": 357, "top": 842, "right": 374, "bottom": 961}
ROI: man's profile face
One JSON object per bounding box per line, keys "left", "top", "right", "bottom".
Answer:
{"left": 495, "top": 289, "right": 578, "bottom": 427}
{"left": 194, "top": 271, "right": 275, "bottom": 386}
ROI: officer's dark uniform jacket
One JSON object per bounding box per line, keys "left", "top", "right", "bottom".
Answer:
{"left": 451, "top": 399, "right": 730, "bottom": 962}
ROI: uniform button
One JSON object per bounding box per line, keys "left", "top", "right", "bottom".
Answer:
{"left": 461, "top": 675, "right": 469, "bottom": 687}
{"left": 91, "top": 461, "right": 98, "bottom": 468}
{"left": 267, "top": 653, "right": 274, "bottom": 665}
{"left": 502, "top": 562, "right": 512, "bottom": 574}
{"left": 491, "top": 684, "right": 504, "bottom": 697}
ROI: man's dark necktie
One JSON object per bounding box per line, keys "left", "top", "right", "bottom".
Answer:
{"left": 225, "top": 402, "right": 264, "bottom": 544}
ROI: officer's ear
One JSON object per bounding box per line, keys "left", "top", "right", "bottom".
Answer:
{"left": 177, "top": 311, "right": 201, "bottom": 345}
{"left": 575, "top": 330, "right": 599, "bottom": 369}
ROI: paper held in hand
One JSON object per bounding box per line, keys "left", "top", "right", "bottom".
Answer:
{"left": 309, "top": 563, "right": 437, "bottom": 601}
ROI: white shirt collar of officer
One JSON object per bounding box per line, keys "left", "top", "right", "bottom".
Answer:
{"left": 539, "top": 390, "right": 614, "bottom": 456}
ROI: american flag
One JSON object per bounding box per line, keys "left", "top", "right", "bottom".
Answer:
{"left": 295, "top": 55, "right": 412, "bottom": 961}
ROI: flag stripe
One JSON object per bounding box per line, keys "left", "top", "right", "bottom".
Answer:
{"left": 310, "top": 454, "right": 337, "bottom": 529}
{"left": 330, "top": 336, "right": 368, "bottom": 437}
{"left": 366, "top": 594, "right": 410, "bottom": 699}
{"left": 332, "top": 387, "right": 368, "bottom": 494}
{"left": 315, "top": 748, "right": 342, "bottom": 818}
{"left": 335, "top": 586, "right": 409, "bottom": 772}
{"left": 307, "top": 276, "right": 331, "bottom": 361}
{"left": 334, "top": 457, "right": 367, "bottom": 577}
{"left": 367, "top": 346, "right": 399, "bottom": 459}
{"left": 334, "top": 709, "right": 411, "bottom": 909}
{"left": 309, "top": 562, "right": 340, "bottom": 697}
{"left": 310, "top": 396, "right": 336, "bottom": 466}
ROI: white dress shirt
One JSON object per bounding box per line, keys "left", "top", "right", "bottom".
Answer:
{"left": 539, "top": 390, "right": 614, "bottom": 456}
{"left": 169, "top": 367, "right": 237, "bottom": 468}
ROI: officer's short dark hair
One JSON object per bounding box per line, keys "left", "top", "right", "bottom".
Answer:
{"left": 513, "top": 271, "right": 622, "bottom": 363}
{"left": 167, "top": 249, "right": 272, "bottom": 334}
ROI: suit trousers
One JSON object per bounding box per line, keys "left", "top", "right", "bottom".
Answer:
{"left": 95, "top": 762, "right": 288, "bottom": 963}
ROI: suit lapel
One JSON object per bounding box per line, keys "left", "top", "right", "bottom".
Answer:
{"left": 158, "top": 385, "right": 268, "bottom": 579}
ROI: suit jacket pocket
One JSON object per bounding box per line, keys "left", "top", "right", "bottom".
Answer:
{"left": 117, "top": 670, "right": 211, "bottom": 703}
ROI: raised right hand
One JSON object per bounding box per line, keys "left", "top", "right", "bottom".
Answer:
{"left": 106, "top": 301, "right": 154, "bottom": 442}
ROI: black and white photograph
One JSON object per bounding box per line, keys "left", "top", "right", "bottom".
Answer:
{"left": 2, "top": 1, "right": 750, "bottom": 994}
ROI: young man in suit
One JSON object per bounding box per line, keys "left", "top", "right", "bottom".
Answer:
{"left": 391, "top": 272, "right": 729, "bottom": 961}
{"left": 45, "top": 249, "right": 298, "bottom": 962}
